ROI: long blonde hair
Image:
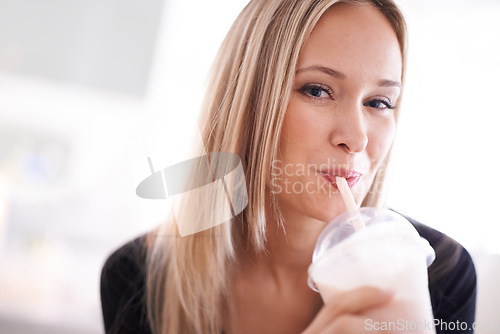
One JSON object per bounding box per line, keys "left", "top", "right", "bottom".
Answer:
{"left": 146, "top": 0, "right": 408, "bottom": 333}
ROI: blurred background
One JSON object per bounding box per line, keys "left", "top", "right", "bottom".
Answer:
{"left": 0, "top": 0, "right": 499, "bottom": 333}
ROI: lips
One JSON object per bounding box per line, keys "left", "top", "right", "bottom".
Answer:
{"left": 319, "top": 167, "right": 362, "bottom": 189}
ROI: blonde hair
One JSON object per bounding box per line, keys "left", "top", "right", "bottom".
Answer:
{"left": 146, "top": 0, "right": 408, "bottom": 333}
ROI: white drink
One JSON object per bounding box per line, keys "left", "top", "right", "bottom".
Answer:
{"left": 308, "top": 208, "right": 436, "bottom": 334}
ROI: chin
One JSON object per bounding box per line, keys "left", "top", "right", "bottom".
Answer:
{"left": 311, "top": 199, "right": 348, "bottom": 224}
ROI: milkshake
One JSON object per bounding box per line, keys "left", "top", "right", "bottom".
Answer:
{"left": 308, "top": 207, "right": 436, "bottom": 333}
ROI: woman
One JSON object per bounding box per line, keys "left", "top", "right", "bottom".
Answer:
{"left": 101, "top": 0, "right": 476, "bottom": 333}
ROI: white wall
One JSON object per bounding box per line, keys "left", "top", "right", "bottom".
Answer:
{"left": 389, "top": 0, "right": 500, "bottom": 254}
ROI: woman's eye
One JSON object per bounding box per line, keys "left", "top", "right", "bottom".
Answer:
{"left": 299, "top": 84, "right": 332, "bottom": 99}
{"left": 307, "top": 87, "right": 327, "bottom": 98}
{"left": 364, "top": 99, "right": 394, "bottom": 110}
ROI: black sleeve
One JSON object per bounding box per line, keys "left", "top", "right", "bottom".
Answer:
{"left": 100, "top": 235, "right": 152, "bottom": 334}
{"left": 406, "top": 215, "right": 477, "bottom": 334}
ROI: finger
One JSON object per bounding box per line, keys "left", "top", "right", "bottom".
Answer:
{"left": 326, "top": 314, "right": 370, "bottom": 334}
{"left": 330, "top": 286, "right": 394, "bottom": 315}
{"left": 325, "top": 313, "right": 391, "bottom": 334}
{"left": 303, "top": 287, "right": 393, "bottom": 334}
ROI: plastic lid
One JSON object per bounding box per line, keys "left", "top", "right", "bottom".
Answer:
{"left": 308, "top": 208, "right": 436, "bottom": 291}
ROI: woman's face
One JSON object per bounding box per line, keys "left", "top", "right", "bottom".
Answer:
{"left": 273, "top": 4, "right": 402, "bottom": 223}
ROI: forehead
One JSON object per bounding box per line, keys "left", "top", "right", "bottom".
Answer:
{"left": 297, "top": 3, "right": 402, "bottom": 81}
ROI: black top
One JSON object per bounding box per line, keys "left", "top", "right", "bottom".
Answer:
{"left": 100, "top": 215, "right": 477, "bottom": 334}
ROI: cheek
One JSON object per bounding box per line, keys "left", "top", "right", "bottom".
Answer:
{"left": 368, "top": 118, "right": 396, "bottom": 167}
{"left": 281, "top": 101, "right": 324, "bottom": 153}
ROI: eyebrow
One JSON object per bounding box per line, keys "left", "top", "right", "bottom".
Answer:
{"left": 296, "top": 66, "right": 345, "bottom": 79}
{"left": 377, "top": 79, "right": 401, "bottom": 88}
{"left": 295, "top": 65, "right": 401, "bottom": 88}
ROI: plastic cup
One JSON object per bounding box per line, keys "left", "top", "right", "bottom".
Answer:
{"left": 308, "top": 207, "right": 436, "bottom": 333}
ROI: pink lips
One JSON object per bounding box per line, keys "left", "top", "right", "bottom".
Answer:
{"left": 319, "top": 167, "right": 362, "bottom": 189}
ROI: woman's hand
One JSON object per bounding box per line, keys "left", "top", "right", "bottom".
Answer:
{"left": 302, "top": 286, "right": 394, "bottom": 334}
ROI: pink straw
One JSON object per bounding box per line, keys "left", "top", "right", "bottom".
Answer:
{"left": 335, "top": 176, "right": 365, "bottom": 231}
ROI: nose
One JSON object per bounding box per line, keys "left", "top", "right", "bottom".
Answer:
{"left": 329, "top": 102, "right": 368, "bottom": 154}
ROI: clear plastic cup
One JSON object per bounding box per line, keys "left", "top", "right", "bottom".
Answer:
{"left": 308, "top": 207, "right": 436, "bottom": 333}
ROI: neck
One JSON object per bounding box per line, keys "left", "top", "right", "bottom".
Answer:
{"left": 242, "top": 199, "right": 327, "bottom": 289}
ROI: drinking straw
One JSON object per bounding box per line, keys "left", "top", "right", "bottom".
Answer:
{"left": 335, "top": 176, "right": 365, "bottom": 231}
